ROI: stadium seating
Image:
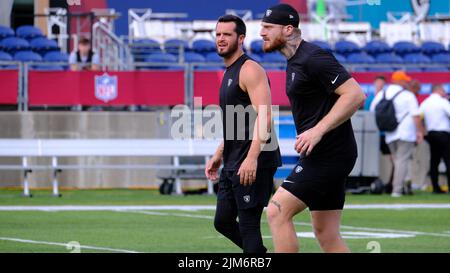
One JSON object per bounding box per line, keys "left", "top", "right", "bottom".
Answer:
{"left": 403, "top": 53, "right": 431, "bottom": 64}
{"left": 14, "top": 51, "right": 42, "bottom": 62}
{"left": 43, "top": 51, "right": 69, "bottom": 70}
{"left": 311, "top": 40, "right": 332, "bottom": 53}
{"left": 0, "top": 37, "right": 30, "bottom": 53}
{"left": 334, "top": 40, "right": 361, "bottom": 56}
{"left": 346, "top": 52, "right": 375, "bottom": 64}
{"left": 333, "top": 53, "right": 346, "bottom": 63}
{"left": 16, "top": 25, "right": 44, "bottom": 40}
{"left": 393, "top": 41, "right": 421, "bottom": 56}
{"left": 143, "top": 52, "right": 179, "bottom": 70}
{"left": 421, "top": 41, "right": 446, "bottom": 56}
{"left": 204, "top": 52, "right": 222, "bottom": 63}
{"left": 0, "top": 51, "right": 12, "bottom": 61}
{"left": 0, "top": 25, "right": 14, "bottom": 40}
{"left": 431, "top": 53, "right": 450, "bottom": 65}
{"left": 363, "top": 40, "right": 391, "bottom": 55}
{"left": 164, "top": 39, "right": 190, "bottom": 55}
{"left": 250, "top": 39, "right": 264, "bottom": 54}
{"left": 183, "top": 52, "right": 205, "bottom": 63}
{"left": 247, "top": 53, "right": 262, "bottom": 63}
{"left": 30, "top": 37, "right": 59, "bottom": 55}
{"left": 192, "top": 39, "right": 216, "bottom": 54}
{"left": 375, "top": 53, "right": 403, "bottom": 64}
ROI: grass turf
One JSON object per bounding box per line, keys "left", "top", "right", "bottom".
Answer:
{"left": 0, "top": 189, "right": 449, "bottom": 253}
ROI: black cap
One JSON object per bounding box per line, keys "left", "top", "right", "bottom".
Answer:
{"left": 262, "top": 4, "right": 299, "bottom": 28}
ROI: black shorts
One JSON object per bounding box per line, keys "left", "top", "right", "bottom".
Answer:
{"left": 217, "top": 168, "right": 277, "bottom": 210}
{"left": 281, "top": 156, "right": 356, "bottom": 211}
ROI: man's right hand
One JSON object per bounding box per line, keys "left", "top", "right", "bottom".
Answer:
{"left": 205, "top": 155, "right": 222, "bottom": 181}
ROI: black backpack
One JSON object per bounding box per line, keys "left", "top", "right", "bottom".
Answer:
{"left": 374, "top": 89, "right": 407, "bottom": 132}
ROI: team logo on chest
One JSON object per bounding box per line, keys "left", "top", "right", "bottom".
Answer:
{"left": 227, "top": 79, "right": 233, "bottom": 87}
{"left": 291, "top": 72, "right": 296, "bottom": 82}
{"left": 243, "top": 195, "right": 251, "bottom": 203}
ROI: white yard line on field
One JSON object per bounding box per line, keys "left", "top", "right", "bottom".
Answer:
{"left": 0, "top": 237, "right": 140, "bottom": 253}
{"left": 119, "top": 210, "right": 450, "bottom": 239}
{"left": 0, "top": 203, "right": 450, "bottom": 211}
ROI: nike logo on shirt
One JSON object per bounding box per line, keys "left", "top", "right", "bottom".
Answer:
{"left": 331, "top": 74, "right": 339, "bottom": 84}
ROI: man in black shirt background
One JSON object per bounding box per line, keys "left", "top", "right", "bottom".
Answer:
{"left": 205, "top": 15, "right": 281, "bottom": 253}
{"left": 260, "top": 4, "right": 365, "bottom": 253}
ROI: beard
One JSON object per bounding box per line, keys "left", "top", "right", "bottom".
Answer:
{"left": 263, "top": 35, "right": 285, "bottom": 53}
{"left": 217, "top": 40, "right": 239, "bottom": 58}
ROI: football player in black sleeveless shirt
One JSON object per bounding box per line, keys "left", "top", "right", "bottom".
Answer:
{"left": 260, "top": 4, "right": 366, "bottom": 253}
{"left": 204, "top": 15, "right": 281, "bottom": 253}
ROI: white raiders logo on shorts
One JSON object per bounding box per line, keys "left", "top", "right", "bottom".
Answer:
{"left": 243, "top": 195, "right": 251, "bottom": 203}
{"left": 295, "top": 165, "right": 303, "bottom": 173}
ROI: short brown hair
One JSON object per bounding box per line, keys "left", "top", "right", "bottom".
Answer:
{"left": 78, "top": 37, "right": 90, "bottom": 45}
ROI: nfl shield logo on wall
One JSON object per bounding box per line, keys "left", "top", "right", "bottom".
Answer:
{"left": 95, "top": 73, "right": 118, "bottom": 103}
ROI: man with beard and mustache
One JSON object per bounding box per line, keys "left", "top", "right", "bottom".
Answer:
{"left": 259, "top": 4, "right": 365, "bottom": 253}
{"left": 204, "top": 14, "right": 281, "bottom": 253}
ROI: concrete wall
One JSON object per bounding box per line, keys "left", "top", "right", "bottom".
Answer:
{"left": 0, "top": 110, "right": 174, "bottom": 188}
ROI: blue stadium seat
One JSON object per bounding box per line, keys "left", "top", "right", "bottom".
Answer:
{"left": 261, "top": 52, "right": 285, "bottom": 63}
{"left": 131, "top": 39, "right": 162, "bottom": 62}
{"left": 43, "top": 51, "right": 69, "bottom": 62}
{"left": 192, "top": 39, "right": 216, "bottom": 53}
{"left": 311, "top": 40, "right": 332, "bottom": 53}
{"left": 14, "top": 51, "right": 42, "bottom": 62}
{"left": 0, "top": 51, "right": 12, "bottom": 61}
{"left": 333, "top": 53, "right": 346, "bottom": 63}
{"left": 16, "top": 25, "right": 44, "bottom": 40}
{"left": 250, "top": 39, "right": 264, "bottom": 54}
{"left": 247, "top": 53, "right": 262, "bottom": 63}
{"left": 405, "top": 67, "right": 423, "bottom": 72}
{"left": 352, "top": 67, "right": 368, "bottom": 72}
{"left": 375, "top": 53, "right": 403, "bottom": 64}
{"left": 334, "top": 40, "right": 361, "bottom": 55}
{"left": 346, "top": 52, "right": 375, "bottom": 64}
{"left": 363, "top": 40, "right": 391, "bottom": 55}
{"left": 393, "top": 41, "right": 420, "bottom": 56}
{"left": 143, "top": 53, "right": 179, "bottom": 70}
{"left": 164, "top": 39, "right": 190, "bottom": 54}
{"left": 0, "top": 37, "right": 30, "bottom": 53}
{"left": 30, "top": 37, "right": 59, "bottom": 55}
{"left": 403, "top": 53, "right": 431, "bottom": 64}
{"left": 421, "top": 41, "right": 446, "bottom": 56}
{"left": 204, "top": 52, "right": 222, "bottom": 63}
{"left": 0, "top": 25, "right": 14, "bottom": 40}
{"left": 183, "top": 52, "right": 205, "bottom": 63}
{"left": 431, "top": 53, "right": 450, "bottom": 65}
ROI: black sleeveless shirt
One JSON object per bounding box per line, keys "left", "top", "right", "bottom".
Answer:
{"left": 219, "top": 54, "right": 282, "bottom": 170}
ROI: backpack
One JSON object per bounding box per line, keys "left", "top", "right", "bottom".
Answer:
{"left": 374, "top": 89, "right": 407, "bottom": 132}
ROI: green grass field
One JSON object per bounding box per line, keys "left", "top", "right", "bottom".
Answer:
{"left": 0, "top": 189, "right": 449, "bottom": 253}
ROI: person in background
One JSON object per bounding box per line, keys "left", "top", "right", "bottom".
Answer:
{"left": 370, "top": 71, "right": 424, "bottom": 197}
{"left": 419, "top": 84, "right": 450, "bottom": 194}
{"left": 69, "top": 37, "right": 100, "bottom": 71}
{"left": 363, "top": 75, "right": 386, "bottom": 110}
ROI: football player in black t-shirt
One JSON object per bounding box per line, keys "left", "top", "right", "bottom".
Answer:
{"left": 204, "top": 14, "right": 281, "bottom": 253}
{"left": 259, "top": 4, "right": 366, "bottom": 253}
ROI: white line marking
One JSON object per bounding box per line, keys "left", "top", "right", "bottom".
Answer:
{"left": 0, "top": 204, "right": 449, "bottom": 211}
{"left": 118, "top": 210, "right": 450, "bottom": 239}
{"left": 0, "top": 237, "right": 140, "bottom": 253}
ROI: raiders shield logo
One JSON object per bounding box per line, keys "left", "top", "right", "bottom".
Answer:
{"left": 243, "top": 195, "right": 251, "bottom": 203}
{"left": 295, "top": 165, "right": 303, "bottom": 173}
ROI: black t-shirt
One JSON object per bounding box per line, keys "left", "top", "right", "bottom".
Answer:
{"left": 286, "top": 40, "right": 357, "bottom": 159}
{"left": 220, "top": 54, "right": 282, "bottom": 170}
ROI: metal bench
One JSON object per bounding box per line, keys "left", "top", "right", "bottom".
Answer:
{"left": 0, "top": 139, "right": 296, "bottom": 197}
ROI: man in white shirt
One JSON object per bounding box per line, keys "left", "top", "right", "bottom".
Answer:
{"left": 419, "top": 84, "right": 450, "bottom": 193}
{"left": 370, "top": 71, "right": 424, "bottom": 197}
